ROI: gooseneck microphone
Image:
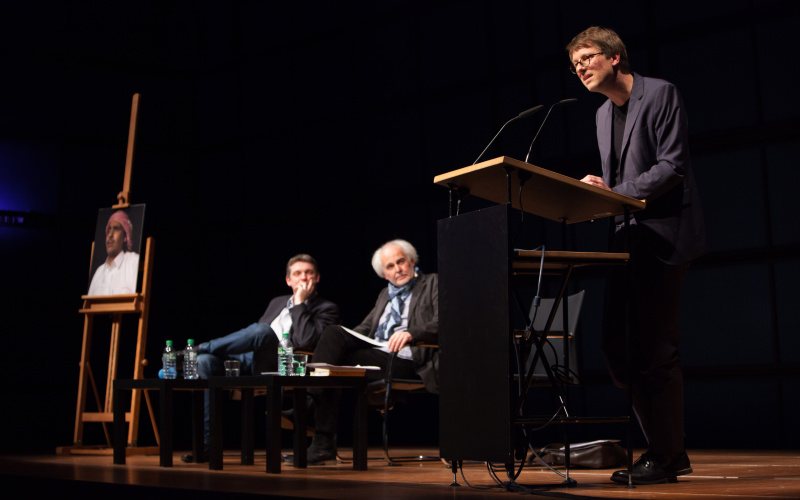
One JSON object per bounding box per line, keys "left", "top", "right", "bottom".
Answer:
{"left": 473, "top": 105, "right": 544, "bottom": 165}
{"left": 523, "top": 98, "right": 578, "bottom": 164}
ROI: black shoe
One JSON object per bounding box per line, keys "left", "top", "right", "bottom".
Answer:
{"left": 180, "top": 446, "right": 208, "bottom": 463}
{"left": 306, "top": 432, "right": 337, "bottom": 465}
{"left": 279, "top": 408, "right": 315, "bottom": 437}
{"left": 306, "top": 446, "right": 336, "bottom": 465}
{"left": 669, "top": 451, "right": 693, "bottom": 476}
{"left": 611, "top": 453, "right": 677, "bottom": 485}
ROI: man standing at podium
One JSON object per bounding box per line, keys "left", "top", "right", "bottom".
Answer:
{"left": 567, "top": 26, "right": 705, "bottom": 485}
{"left": 301, "top": 239, "right": 439, "bottom": 464}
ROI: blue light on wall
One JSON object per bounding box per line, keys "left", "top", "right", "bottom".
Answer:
{"left": 0, "top": 139, "right": 60, "bottom": 213}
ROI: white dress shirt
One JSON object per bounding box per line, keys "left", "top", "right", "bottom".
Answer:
{"left": 87, "top": 251, "right": 140, "bottom": 295}
{"left": 269, "top": 299, "right": 294, "bottom": 338}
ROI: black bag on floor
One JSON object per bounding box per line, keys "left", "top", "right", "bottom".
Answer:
{"left": 531, "top": 440, "right": 627, "bottom": 469}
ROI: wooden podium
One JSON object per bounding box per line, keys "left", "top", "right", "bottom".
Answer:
{"left": 434, "top": 156, "right": 643, "bottom": 222}
{"left": 435, "top": 157, "right": 644, "bottom": 475}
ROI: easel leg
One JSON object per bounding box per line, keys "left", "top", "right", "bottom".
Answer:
{"left": 73, "top": 315, "right": 94, "bottom": 446}
{"left": 130, "top": 272, "right": 151, "bottom": 446}
{"left": 129, "top": 316, "right": 147, "bottom": 446}
{"left": 101, "top": 314, "right": 123, "bottom": 447}
{"left": 106, "top": 314, "right": 122, "bottom": 414}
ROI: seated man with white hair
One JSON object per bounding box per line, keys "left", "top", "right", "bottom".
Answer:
{"left": 300, "top": 239, "right": 439, "bottom": 464}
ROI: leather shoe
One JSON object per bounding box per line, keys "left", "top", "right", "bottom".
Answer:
{"left": 306, "top": 447, "right": 336, "bottom": 465}
{"left": 180, "top": 446, "right": 208, "bottom": 463}
{"left": 669, "top": 451, "right": 693, "bottom": 476}
{"left": 611, "top": 453, "right": 677, "bottom": 485}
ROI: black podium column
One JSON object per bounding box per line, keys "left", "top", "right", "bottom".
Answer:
{"left": 438, "top": 204, "right": 516, "bottom": 464}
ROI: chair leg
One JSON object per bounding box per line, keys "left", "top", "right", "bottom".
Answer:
{"left": 381, "top": 383, "right": 440, "bottom": 465}
{"left": 383, "top": 382, "right": 395, "bottom": 466}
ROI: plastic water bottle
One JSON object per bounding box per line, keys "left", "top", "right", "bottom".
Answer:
{"left": 278, "top": 332, "right": 293, "bottom": 376}
{"left": 183, "top": 339, "right": 198, "bottom": 379}
{"left": 162, "top": 340, "right": 177, "bottom": 379}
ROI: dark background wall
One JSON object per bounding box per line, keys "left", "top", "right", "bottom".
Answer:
{"left": 1, "top": 1, "right": 798, "bottom": 453}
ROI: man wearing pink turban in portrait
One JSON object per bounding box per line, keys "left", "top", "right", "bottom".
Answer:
{"left": 88, "top": 210, "right": 140, "bottom": 295}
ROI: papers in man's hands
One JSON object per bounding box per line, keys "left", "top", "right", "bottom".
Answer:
{"left": 308, "top": 363, "right": 380, "bottom": 377}
{"left": 342, "top": 326, "right": 398, "bottom": 359}
{"left": 341, "top": 326, "right": 384, "bottom": 346}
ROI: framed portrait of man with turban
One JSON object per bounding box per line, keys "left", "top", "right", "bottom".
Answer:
{"left": 87, "top": 204, "right": 145, "bottom": 296}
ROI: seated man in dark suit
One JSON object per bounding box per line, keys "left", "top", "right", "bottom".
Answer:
{"left": 302, "top": 239, "right": 439, "bottom": 464}
{"left": 181, "top": 253, "right": 340, "bottom": 462}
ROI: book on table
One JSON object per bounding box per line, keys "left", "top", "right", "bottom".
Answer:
{"left": 308, "top": 363, "right": 380, "bottom": 377}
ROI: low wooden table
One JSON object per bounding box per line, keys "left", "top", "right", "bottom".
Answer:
{"left": 113, "top": 378, "right": 207, "bottom": 467}
{"left": 208, "top": 374, "right": 368, "bottom": 474}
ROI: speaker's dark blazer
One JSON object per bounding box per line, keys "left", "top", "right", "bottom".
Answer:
{"left": 596, "top": 73, "right": 705, "bottom": 264}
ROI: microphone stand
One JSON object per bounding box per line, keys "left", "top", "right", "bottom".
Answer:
{"left": 524, "top": 99, "right": 578, "bottom": 164}
{"left": 473, "top": 105, "right": 543, "bottom": 165}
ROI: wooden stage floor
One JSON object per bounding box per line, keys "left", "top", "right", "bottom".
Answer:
{"left": 2, "top": 447, "right": 799, "bottom": 499}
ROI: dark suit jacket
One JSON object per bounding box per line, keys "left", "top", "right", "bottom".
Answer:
{"left": 257, "top": 293, "right": 340, "bottom": 351}
{"left": 596, "top": 73, "right": 705, "bottom": 265}
{"left": 353, "top": 272, "right": 439, "bottom": 394}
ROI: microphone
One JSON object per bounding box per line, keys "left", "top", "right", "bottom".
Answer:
{"left": 523, "top": 98, "right": 578, "bottom": 164}
{"left": 473, "top": 105, "right": 544, "bottom": 165}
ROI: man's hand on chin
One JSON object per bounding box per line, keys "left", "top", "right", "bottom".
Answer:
{"left": 293, "top": 280, "right": 316, "bottom": 305}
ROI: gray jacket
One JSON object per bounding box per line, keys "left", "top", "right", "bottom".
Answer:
{"left": 353, "top": 272, "right": 439, "bottom": 393}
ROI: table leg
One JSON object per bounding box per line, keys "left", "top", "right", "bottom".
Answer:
{"left": 191, "top": 389, "right": 205, "bottom": 463}
{"left": 292, "top": 388, "right": 308, "bottom": 468}
{"left": 353, "top": 384, "right": 368, "bottom": 471}
{"left": 241, "top": 388, "right": 254, "bottom": 465}
{"left": 159, "top": 383, "right": 173, "bottom": 467}
{"left": 113, "top": 383, "right": 126, "bottom": 464}
{"left": 209, "top": 386, "right": 224, "bottom": 470}
{"left": 266, "top": 380, "right": 282, "bottom": 473}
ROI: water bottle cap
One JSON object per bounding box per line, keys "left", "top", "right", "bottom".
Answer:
{"left": 166, "top": 340, "right": 173, "bottom": 346}
{"left": 187, "top": 339, "right": 194, "bottom": 345}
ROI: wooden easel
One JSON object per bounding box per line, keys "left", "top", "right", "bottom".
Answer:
{"left": 58, "top": 94, "right": 159, "bottom": 456}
